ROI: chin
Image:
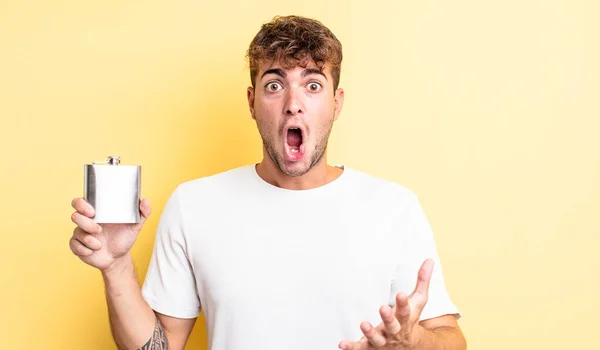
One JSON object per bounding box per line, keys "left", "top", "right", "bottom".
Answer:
{"left": 263, "top": 141, "right": 320, "bottom": 177}
{"left": 279, "top": 161, "right": 311, "bottom": 177}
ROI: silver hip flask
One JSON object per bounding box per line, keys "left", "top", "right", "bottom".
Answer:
{"left": 84, "top": 156, "right": 141, "bottom": 224}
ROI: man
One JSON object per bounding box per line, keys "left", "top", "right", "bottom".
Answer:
{"left": 69, "top": 15, "right": 466, "bottom": 350}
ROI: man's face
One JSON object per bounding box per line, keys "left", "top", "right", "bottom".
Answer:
{"left": 247, "top": 60, "right": 344, "bottom": 177}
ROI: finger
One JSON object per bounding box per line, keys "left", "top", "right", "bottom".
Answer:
{"left": 357, "top": 337, "right": 372, "bottom": 348}
{"left": 71, "top": 198, "right": 95, "bottom": 218}
{"left": 338, "top": 336, "right": 371, "bottom": 350}
{"left": 338, "top": 340, "right": 360, "bottom": 350}
{"left": 73, "top": 227, "right": 103, "bottom": 251}
{"left": 360, "top": 321, "right": 386, "bottom": 348}
{"left": 140, "top": 198, "right": 152, "bottom": 221}
{"left": 395, "top": 292, "right": 411, "bottom": 335}
{"left": 71, "top": 211, "right": 102, "bottom": 234}
{"left": 410, "top": 258, "right": 434, "bottom": 298}
{"left": 337, "top": 341, "right": 354, "bottom": 350}
{"left": 380, "top": 304, "right": 401, "bottom": 337}
{"left": 69, "top": 236, "right": 93, "bottom": 257}
{"left": 409, "top": 259, "right": 434, "bottom": 312}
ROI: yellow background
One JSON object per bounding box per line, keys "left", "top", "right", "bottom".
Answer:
{"left": 1, "top": 0, "right": 598, "bottom": 349}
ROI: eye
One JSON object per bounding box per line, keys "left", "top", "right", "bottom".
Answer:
{"left": 307, "top": 82, "right": 322, "bottom": 92}
{"left": 266, "top": 82, "right": 282, "bottom": 92}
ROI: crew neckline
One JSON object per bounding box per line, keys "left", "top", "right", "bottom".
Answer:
{"left": 248, "top": 163, "right": 349, "bottom": 194}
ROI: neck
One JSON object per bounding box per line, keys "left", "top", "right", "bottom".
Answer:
{"left": 255, "top": 153, "right": 342, "bottom": 190}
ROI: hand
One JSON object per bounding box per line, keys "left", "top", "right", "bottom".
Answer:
{"left": 68, "top": 197, "right": 152, "bottom": 272}
{"left": 338, "top": 259, "right": 434, "bottom": 350}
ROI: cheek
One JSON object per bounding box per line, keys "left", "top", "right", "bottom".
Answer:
{"left": 254, "top": 106, "right": 280, "bottom": 135}
{"left": 308, "top": 97, "right": 335, "bottom": 120}
{"left": 256, "top": 110, "right": 280, "bottom": 132}
{"left": 255, "top": 98, "right": 279, "bottom": 119}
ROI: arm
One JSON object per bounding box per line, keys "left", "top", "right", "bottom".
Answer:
{"left": 338, "top": 260, "right": 466, "bottom": 350}
{"left": 103, "top": 253, "right": 196, "bottom": 350}
{"left": 339, "top": 195, "right": 465, "bottom": 350}
{"left": 70, "top": 190, "right": 198, "bottom": 349}
{"left": 414, "top": 315, "right": 466, "bottom": 350}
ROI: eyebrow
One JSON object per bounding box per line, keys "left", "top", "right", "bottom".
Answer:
{"left": 302, "top": 68, "right": 328, "bottom": 80}
{"left": 260, "top": 68, "right": 328, "bottom": 81}
{"left": 261, "top": 68, "right": 286, "bottom": 80}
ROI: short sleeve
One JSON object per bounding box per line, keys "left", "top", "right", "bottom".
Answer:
{"left": 388, "top": 193, "right": 461, "bottom": 321}
{"left": 141, "top": 186, "right": 201, "bottom": 319}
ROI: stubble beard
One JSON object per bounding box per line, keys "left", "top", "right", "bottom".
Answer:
{"left": 257, "top": 116, "right": 334, "bottom": 177}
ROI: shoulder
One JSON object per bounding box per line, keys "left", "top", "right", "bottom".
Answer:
{"left": 171, "top": 165, "right": 255, "bottom": 202}
{"left": 342, "top": 166, "right": 419, "bottom": 204}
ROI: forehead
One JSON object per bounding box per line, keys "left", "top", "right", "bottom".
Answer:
{"left": 257, "top": 59, "right": 332, "bottom": 79}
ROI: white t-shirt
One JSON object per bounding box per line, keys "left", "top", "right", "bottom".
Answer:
{"left": 141, "top": 165, "right": 460, "bottom": 349}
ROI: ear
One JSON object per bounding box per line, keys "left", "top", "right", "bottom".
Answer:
{"left": 247, "top": 86, "right": 256, "bottom": 120}
{"left": 333, "top": 88, "right": 344, "bottom": 121}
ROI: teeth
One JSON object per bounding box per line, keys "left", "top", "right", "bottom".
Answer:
{"left": 291, "top": 149, "right": 299, "bottom": 153}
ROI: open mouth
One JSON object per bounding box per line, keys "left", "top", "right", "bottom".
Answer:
{"left": 285, "top": 127, "right": 305, "bottom": 161}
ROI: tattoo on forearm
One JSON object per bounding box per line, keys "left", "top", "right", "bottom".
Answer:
{"left": 139, "top": 315, "right": 169, "bottom": 350}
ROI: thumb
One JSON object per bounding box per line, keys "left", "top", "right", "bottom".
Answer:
{"left": 409, "top": 258, "right": 434, "bottom": 307}
{"left": 139, "top": 198, "right": 152, "bottom": 224}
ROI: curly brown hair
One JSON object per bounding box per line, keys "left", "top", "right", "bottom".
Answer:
{"left": 246, "top": 15, "right": 343, "bottom": 90}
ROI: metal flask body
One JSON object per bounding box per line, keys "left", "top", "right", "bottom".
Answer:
{"left": 84, "top": 156, "right": 141, "bottom": 224}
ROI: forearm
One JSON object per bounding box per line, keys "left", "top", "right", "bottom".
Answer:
{"left": 413, "top": 325, "right": 466, "bottom": 350}
{"left": 102, "top": 253, "right": 165, "bottom": 349}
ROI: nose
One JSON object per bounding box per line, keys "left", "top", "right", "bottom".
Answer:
{"left": 283, "top": 87, "right": 304, "bottom": 116}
